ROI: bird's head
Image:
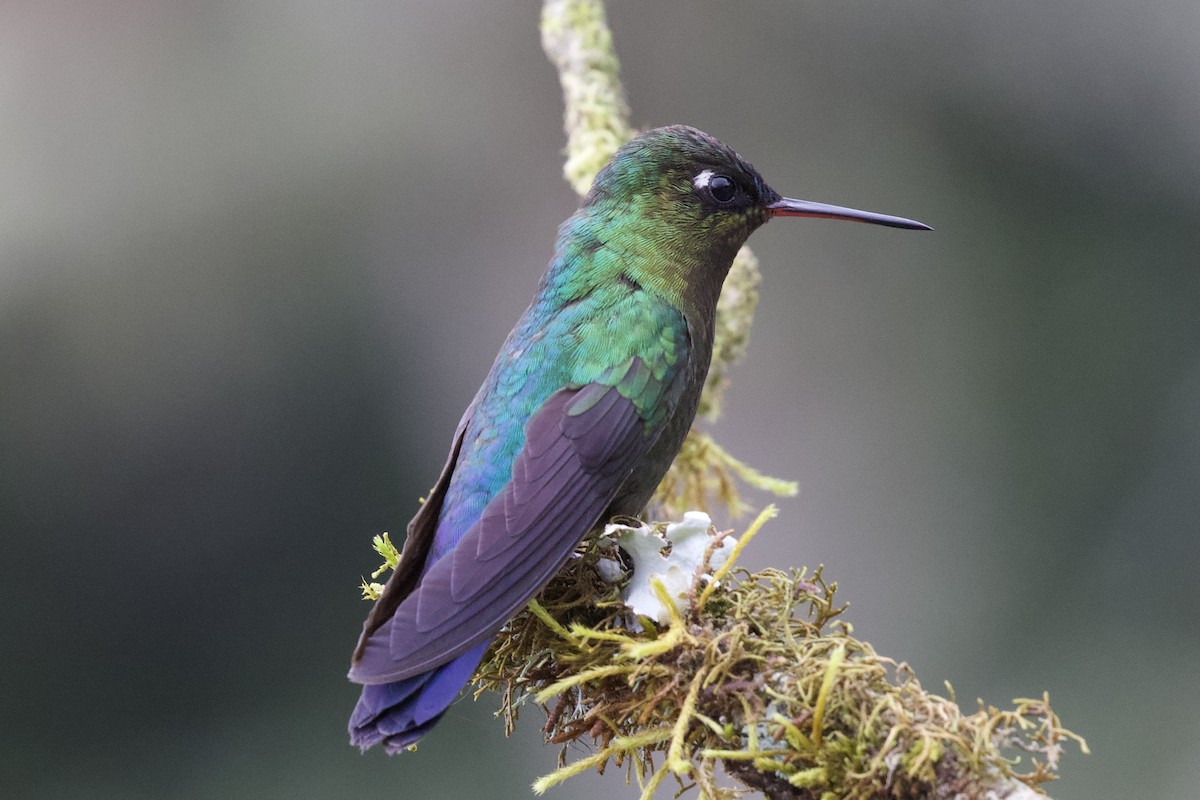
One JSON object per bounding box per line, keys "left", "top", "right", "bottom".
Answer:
{"left": 570, "top": 126, "right": 928, "bottom": 315}
{"left": 585, "top": 125, "right": 928, "bottom": 260}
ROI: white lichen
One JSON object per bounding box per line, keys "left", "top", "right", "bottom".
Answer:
{"left": 598, "top": 511, "right": 735, "bottom": 625}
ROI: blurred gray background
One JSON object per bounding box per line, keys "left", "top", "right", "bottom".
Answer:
{"left": 2, "top": 2, "right": 1197, "bottom": 798}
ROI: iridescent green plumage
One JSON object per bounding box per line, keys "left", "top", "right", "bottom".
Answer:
{"left": 347, "top": 125, "right": 930, "bottom": 753}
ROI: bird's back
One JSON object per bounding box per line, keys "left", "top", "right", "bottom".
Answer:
{"left": 427, "top": 249, "right": 694, "bottom": 565}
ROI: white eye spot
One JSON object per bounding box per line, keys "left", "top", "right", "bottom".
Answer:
{"left": 692, "top": 169, "right": 714, "bottom": 190}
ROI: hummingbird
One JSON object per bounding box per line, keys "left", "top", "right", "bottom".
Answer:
{"left": 348, "top": 125, "right": 929, "bottom": 752}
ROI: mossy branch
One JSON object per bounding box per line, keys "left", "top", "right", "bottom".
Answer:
{"left": 465, "top": 516, "right": 1085, "bottom": 800}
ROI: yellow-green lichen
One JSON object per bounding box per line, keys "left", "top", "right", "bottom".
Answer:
{"left": 359, "top": 532, "right": 400, "bottom": 601}
{"left": 652, "top": 432, "right": 798, "bottom": 520}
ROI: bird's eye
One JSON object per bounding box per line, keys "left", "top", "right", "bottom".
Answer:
{"left": 709, "top": 175, "right": 736, "bottom": 204}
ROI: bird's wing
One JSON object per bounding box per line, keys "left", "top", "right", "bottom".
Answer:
{"left": 352, "top": 408, "right": 473, "bottom": 662}
{"left": 349, "top": 351, "right": 687, "bottom": 685}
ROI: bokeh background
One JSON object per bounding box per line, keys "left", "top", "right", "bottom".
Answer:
{"left": 3, "top": 2, "right": 1197, "bottom": 798}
